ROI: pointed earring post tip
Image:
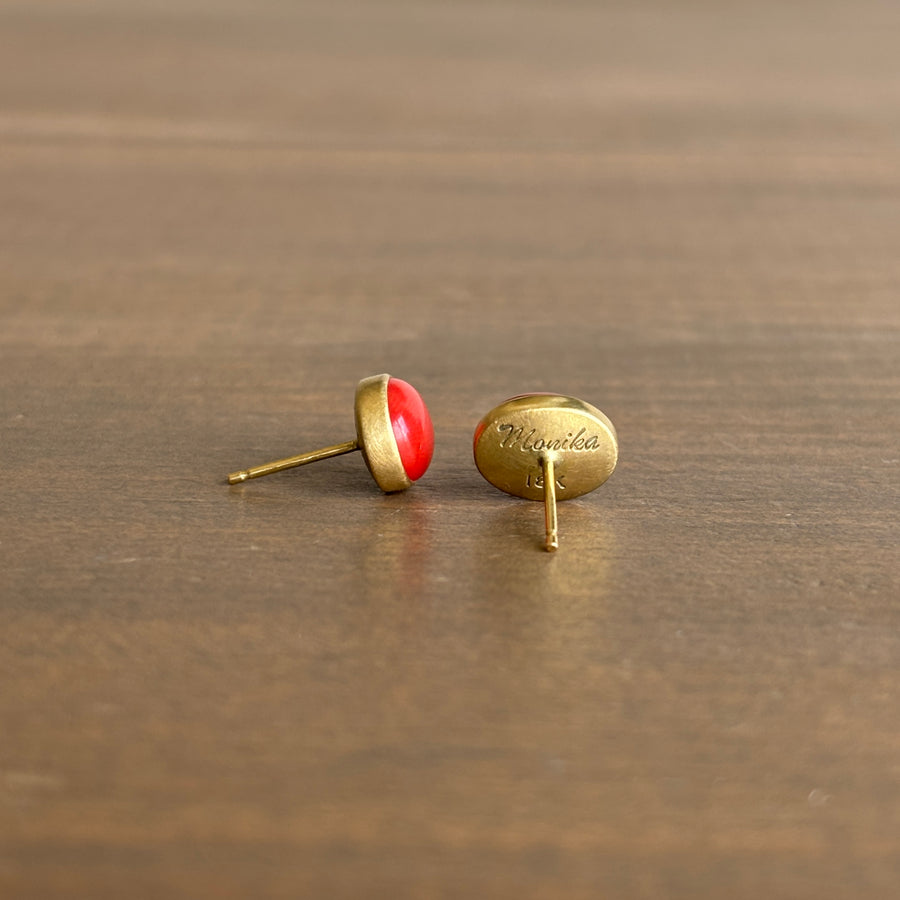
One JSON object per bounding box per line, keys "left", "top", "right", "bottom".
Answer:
{"left": 227, "top": 439, "right": 360, "bottom": 484}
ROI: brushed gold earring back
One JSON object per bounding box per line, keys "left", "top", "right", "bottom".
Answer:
{"left": 473, "top": 393, "right": 618, "bottom": 551}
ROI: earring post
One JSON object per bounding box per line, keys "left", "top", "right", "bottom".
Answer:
{"left": 541, "top": 456, "right": 559, "bottom": 552}
{"left": 228, "top": 439, "right": 359, "bottom": 484}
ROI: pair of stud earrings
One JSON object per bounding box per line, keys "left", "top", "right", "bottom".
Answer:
{"left": 227, "top": 373, "right": 617, "bottom": 552}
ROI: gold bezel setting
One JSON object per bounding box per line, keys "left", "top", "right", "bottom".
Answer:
{"left": 354, "top": 374, "right": 411, "bottom": 493}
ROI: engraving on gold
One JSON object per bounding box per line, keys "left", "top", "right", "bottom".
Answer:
{"left": 497, "top": 424, "right": 601, "bottom": 452}
{"left": 473, "top": 393, "right": 618, "bottom": 552}
{"left": 525, "top": 472, "right": 566, "bottom": 490}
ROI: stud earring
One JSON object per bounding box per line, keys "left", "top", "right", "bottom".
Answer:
{"left": 228, "top": 373, "right": 434, "bottom": 492}
{"left": 473, "top": 393, "right": 617, "bottom": 551}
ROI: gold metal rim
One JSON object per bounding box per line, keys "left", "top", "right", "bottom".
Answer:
{"left": 354, "top": 374, "right": 411, "bottom": 493}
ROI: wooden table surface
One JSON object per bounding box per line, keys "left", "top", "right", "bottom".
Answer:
{"left": 2, "top": 1, "right": 899, "bottom": 897}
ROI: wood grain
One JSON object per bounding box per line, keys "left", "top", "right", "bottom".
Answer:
{"left": 1, "top": 1, "right": 899, "bottom": 897}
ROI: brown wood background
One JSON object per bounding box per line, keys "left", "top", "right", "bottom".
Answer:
{"left": 1, "top": 1, "right": 899, "bottom": 897}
